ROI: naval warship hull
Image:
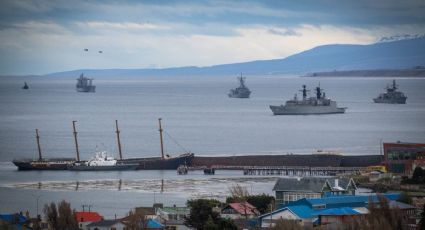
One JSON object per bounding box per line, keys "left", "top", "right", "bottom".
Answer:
{"left": 373, "top": 97, "right": 406, "bottom": 104}
{"left": 270, "top": 105, "right": 346, "bottom": 115}
{"left": 77, "top": 86, "right": 96, "bottom": 93}
{"left": 228, "top": 92, "right": 251, "bottom": 98}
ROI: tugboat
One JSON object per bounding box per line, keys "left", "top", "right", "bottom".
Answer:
{"left": 373, "top": 80, "right": 407, "bottom": 104}
{"left": 68, "top": 151, "right": 138, "bottom": 171}
{"left": 76, "top": 73, "right": 96, "bottom": 92}
{"left": 270, "top": 84, "right": 346, "bottom": 115}
{"left": 228, "top": 74, "right": 251, "bottom": 98}
{"left": 22, "top": 82, "right": 29, "bottom": 90}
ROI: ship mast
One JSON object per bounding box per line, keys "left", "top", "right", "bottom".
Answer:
{"left": 115, "top": 120, "right": 123, "bottom": 160}
{"left": 158, "top": 118, "right": 165, "bottom": 159}
{"left": 72, "top": 121, "right": 80, "bottom": 162}
{"left": 35, "top": 129, "right": 42, "bottom": 161}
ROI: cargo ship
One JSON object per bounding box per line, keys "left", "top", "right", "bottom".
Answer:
{"left": 12, "top": 120, "right": 194, "bottom": 171}
{"left": 12, "top": 129, "right": 76, "bottom": 170}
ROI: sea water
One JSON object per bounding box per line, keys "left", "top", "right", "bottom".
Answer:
{"left": 0, "top": 75, "right": 424, "bottom": 217}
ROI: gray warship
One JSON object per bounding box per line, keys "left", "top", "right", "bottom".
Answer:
{"left": 373, "top": 80, "right": 407, "bottom": 104}
{"left": 76, "top": 73, "right": 96, "bottom": 92}
{"left": 270, "top": 85, "right": 346, "bottom": 115}
{"left": 228, "top": 74, "right": 251, "bottom": 98}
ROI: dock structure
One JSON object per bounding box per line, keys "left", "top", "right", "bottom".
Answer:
{"left": 189, "top": 166, "right": 365, "bottom": 176}
{"left": 241, "top": 166, "right": 364, "bottom": 176}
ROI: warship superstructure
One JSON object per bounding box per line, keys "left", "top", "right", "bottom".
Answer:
{"left": 76, "top": 73, "right": 96, "bottom": 92}
{"left": 269, "top": 85, "right": 346, "bottom": 115}
{"left": 373, "top": 80, "right": 407, "bottom": 104}
{"left": 228, "top": 74, "right": 251, "bottom": 98}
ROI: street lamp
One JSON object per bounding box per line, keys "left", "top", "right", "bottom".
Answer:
{"left": 32, "top": 194, "right": 42, "bottom": 217}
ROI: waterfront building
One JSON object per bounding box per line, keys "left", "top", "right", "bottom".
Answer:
{"left": 384, "top": 142, "right": 425, "bottom": 175}
{"left": 258, "top": 193, "right": 403, "bottom": 228}
{"left": 221, "top": 202, "right": 260, "bottom": 220}
{"left": 273, "top": 177, "right": 357, "bottom": 206}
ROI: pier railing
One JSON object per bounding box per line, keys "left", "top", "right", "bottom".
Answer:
{"left": 189, "top": 165, "right": 365, "bottom": 176}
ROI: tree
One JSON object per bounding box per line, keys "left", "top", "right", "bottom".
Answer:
{"left": 412, "top": 166, "right": 425, "bottom": 183}
{"left": 185, "top": 199, "right": 220, "bottom": 229}
{"left": 57, "top": 200, "right": 78, "bottom": 230}
{"left": 125, "top": 209, "right": 146, "bottom": 230}
{"left": 43, "top": 200, "right": 77, "bottom": 230}
{"left": 228, "top": 184, "right": 249, "bottom": 201}
{"left": 44, "top": 202, "right": 58, "bottom": 229}
{"left": 349, "top": 195, "right": 408, "bottom": 230}
{"left": 271, "top": 219, "right": 303, "bottom": 230}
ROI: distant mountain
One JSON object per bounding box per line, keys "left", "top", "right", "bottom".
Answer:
{"left": 47, "top": 37, "right": 425, "bottom": 77}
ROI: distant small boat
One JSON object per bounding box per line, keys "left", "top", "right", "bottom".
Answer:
{"left": 22, "top": 82, "right": 29, "bottom": 90}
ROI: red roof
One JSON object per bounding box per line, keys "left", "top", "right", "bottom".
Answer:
{"left": 75, "top": 212, "right": 103, "bottom": 222}
{"left": 227, "top": 202, "right": 259, "bottom": 215}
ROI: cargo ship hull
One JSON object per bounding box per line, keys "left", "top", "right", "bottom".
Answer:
{"left": 12, "top": 158, "right": 76, "bottom": 170}
{"left": 121, "top": 153, "right": 194, "bottom": 170}
{"left": 12, "top": 153, "right": 194, "bottom": 171}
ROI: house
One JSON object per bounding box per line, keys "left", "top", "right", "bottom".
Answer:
{"left": 75, "top": 211, "right": 103, "bottom": 230}
{"left": 86, "top": 219, "right": 126, "bottom": 230}
{"left": 221, "top": 201, "right": 260, "bottom": 220}
{"left": 315, "top": 207, "right": 368, "bottom": 229}
{"left": 0, "top": 213, "right": 31, "bottom": 230}
{"left": 258, "top": 193, "right": 401, "bottom": 228}
{"left": 273, "top": 177, "right": 357, "bottom": 206}
{"left": 156, "top": 206, "right": 190, "bottom": 230}
{"left": 146, "top": 219, "right": 164, "bottom": 229}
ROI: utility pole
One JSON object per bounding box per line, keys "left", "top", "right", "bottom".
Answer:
{"left": 72, "top": 121, "right": 80, "bottom": 162}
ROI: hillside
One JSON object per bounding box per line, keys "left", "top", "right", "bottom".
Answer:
{"left": 47, "top": 37, "right": 425, "bottom": 77}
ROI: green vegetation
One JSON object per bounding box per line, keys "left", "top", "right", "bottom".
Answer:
{"left": 43, "top": 200, "right": 78, "bottom": 230}
{"left": 184, "top": 199, "right": 236, "bottom": 230}
{"left": 402, "top": 167, "right": 425, "bottom": 184}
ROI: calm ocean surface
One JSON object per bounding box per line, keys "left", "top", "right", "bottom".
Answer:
{"left": 0, "top": 75, "right": 424, "bottom": 217}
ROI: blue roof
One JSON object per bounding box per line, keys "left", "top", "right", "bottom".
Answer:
{"left": 313, "top": 207, "right": 361, "bottom": 216}
{"left": 258, "top": 205, "right": 315, "bottom": 219}
{"left": 288, "top": 193, "right": 401, "bottom": 208}
{"left": 259, "top": 193, "right": 402, "bottom": 222}
{"left": 146, "top": 219, "right": 164, "bottom": 228}
{"left": 0, "top": 214, "right": 27, "bottom": 224}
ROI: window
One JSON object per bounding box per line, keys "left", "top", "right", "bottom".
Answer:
{"left": 313, "top": 204, "right": 325, "bottom": 210}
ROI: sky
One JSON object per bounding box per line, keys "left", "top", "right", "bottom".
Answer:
{"left": 1, "top": 0, "right": 425, "bottom": 75}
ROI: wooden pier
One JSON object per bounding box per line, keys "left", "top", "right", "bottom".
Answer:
{"left": 189, "top": 165, "right": 365, "bottom": 176}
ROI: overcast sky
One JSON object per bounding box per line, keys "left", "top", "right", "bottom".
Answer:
{"left": 1, "top": 0, "right": 425, "bottom": 75}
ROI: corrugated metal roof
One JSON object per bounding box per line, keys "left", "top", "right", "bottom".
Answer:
{"left": 226, "top": 202, "right": 259, "bottom": 215}
{"left": 146, "top": 219, "right": 164, "bottom": 228}
{"left": 303, "top": 193, "right": 400, "bottom": 206}
{"left": 313, "top": 207, "right": 361, "bottom": 216}
{"left": 75, "top": 211, "right": 103, "bottom": 222}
